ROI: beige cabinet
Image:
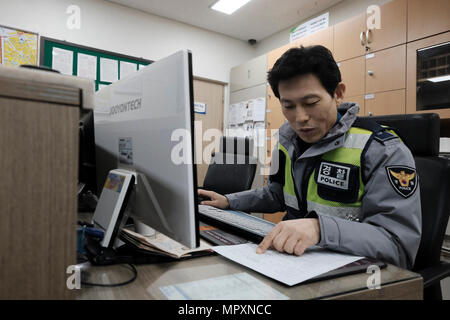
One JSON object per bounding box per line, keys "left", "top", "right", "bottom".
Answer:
{"left": 230, "top": 54, "right": 267, "bottom": 92}
{"left": 365, "top": 89, "right": 406, "bottom": 116}
{"left": 334, "top": 0, "right": 407, "bottom": 61}
{"left": 333, "top": 12, "right": 367, "bottom": 62}
{"left": 267, "top": 43, "right": 294, "bottom": 71}
{"left": 365, "top": 0, "right": 407, "bottom": 53}
{"left": 338, "top": 45, "right": 406, "bottom": 116}
{"left": 406, "top": 31, "right": 450, "bottom": 119}
{"left": 293, "top": 27, "right": 334, "bottom": 53}
{"left": 407, "top": 0, "right": 450, "bottom": 42}
{"left": 365, "top": 44, "right": 406, "bottom": 93}
{"left": 266, "top": 85, "right": 286, "bottom": 135}
{"left": 338, "top": 56, "right": 365, "bottom": 97}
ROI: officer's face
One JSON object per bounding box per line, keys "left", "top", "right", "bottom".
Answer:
{"left": 278, "top": 73, "right": 345, "bottom": 143}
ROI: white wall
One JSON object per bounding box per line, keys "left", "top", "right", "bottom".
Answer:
{"left": 0, "top": 0, "right": 256, "bottom": 84}
{"left": 253, "top": 0, "right": 392, "bottom": 58}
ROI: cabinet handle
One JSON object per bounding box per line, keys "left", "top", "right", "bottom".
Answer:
{"left": 360, "top": 31, "right": 366, "bottom": 46}
{"left": 365, "top": 29, "right": 372, "bottom": 44}
{"left": 367, "top": 70, "right": 374, "bottom": 76}
{"left": 368, "top": 111, "right": 373, "bottom": 116}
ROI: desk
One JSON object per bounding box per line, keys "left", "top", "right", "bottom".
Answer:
{"left": 77, "top": 254, "right": 423, "bottom": 300}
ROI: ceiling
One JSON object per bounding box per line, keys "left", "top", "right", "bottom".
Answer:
{"left": 105, "top": 0, "right": 343, "bottom": 42}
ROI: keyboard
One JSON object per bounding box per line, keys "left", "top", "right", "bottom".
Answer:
{"left": 198, "top": 205, "right": 275, "bottom": 243}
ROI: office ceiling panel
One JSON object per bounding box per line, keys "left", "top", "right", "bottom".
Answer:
{"left": 105, "top": 0, "right": 343, "bottom": 41}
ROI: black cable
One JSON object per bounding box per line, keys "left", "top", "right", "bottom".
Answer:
{"left": 81, "top": 263, "right": 138, "bottom": 288}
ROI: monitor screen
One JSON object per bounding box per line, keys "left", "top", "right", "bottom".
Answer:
{"left": 93, "top": 50, "right": 199, "bottom": 248}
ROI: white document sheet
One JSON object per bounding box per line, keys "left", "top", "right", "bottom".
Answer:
{"left": 52, "top": 47, "right": 73, "bottom": 75}
{"left": 77, "top": 53, "right": 97, "bottom": 80}
{"left": 252, "top": 97, "right": 266, "bottom": 122}
{"left": 236, "top": 103, "right": 247, "bottom": 124}
{"left": 213, "top": 243, "right": 364, "bottom": 286}
{"left": 100, "top": 57, "right": 118, "bottom": 83}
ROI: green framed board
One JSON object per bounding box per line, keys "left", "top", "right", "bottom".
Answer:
{"left": 40, "top": 37, "right": 152, "bottom": 91}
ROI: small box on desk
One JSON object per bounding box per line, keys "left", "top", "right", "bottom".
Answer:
{"left": 0, "top": 65, "right": 94, "bottom": 299}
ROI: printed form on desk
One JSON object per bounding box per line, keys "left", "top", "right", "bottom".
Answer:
{"left": 213, "top": 243, "right": 364, "bottom": 286}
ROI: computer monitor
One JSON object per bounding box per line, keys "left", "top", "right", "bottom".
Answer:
{"left": 93, "top": 50, "right": 199, "bottom": 249}
{"left": 79, "top": 108, "right": 97, "bottom": 194}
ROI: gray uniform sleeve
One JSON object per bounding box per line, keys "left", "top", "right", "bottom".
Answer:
{"left": 316, "top": 138, "right": 422, "bottom": 269}
{"left": 225, "top": 145, "right": 286, "bottom": 213}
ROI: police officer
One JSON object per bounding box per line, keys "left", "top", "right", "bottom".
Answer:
{"left": 198, "top": 45, "right": 421, "bottom": 269}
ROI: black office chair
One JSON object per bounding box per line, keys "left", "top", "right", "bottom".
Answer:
{"left": 360, "top": 113, "right": 450, "bottom": 300}
{"left": 201, "top": 136, "right": 257, "bottom": 196}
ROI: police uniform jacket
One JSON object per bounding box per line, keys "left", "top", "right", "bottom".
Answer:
{"left": 225, "top": 103, "right": 422, "bottom": 269}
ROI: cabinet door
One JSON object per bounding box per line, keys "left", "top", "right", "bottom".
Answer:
{"left": 406, "top": 31, "right": 450, "bottom": 119}
{"left": 268, "top": 43, "right": 294, "bottom": 71}
{"left": 365, "top": 89, "right": 406, "bottom": 116}
{"left": 230, "top": 55, "right": 267, "bottom": 92}
{"left": 334, "top": 13, "right": 366, "bottom": 62}
{"left": 366, "top": 0, "right": 407, "bottom": 52}
{"left": 365, "top": 45, "right": 406, "bottom": 93}
{"left": 293, "top": 27, "right": 334, "bottom": 53}
{"left": 408, "top": 0, "right": 450, "bottom": 42}
{"left": 338, "top": 56, "right": 365, "bottom": 97}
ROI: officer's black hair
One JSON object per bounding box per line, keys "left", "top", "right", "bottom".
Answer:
{"left": 267, "top": 45, "right": 342, "bottom": 99}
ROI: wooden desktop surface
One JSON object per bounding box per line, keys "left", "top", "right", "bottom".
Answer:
{"left": 77, "top": 253, "right": 422, "bottom": 300}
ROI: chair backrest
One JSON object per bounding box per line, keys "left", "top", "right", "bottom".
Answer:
{"left": 360, "top": 113, "right": 450, "bottom": 271}
{"left": 202, "top": 136, "right": 257, "bottom": 195}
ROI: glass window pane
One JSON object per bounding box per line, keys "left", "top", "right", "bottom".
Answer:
{"left": 416, "top": 41, "right": 450, "bottom": 111}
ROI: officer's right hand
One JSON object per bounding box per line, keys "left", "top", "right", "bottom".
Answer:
{"left": 198, "top": 189, "right": 229, "bottom": 209}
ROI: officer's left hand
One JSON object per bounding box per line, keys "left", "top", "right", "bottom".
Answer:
{"left": 256, "top": 219, "right": 320, "bottom": 256}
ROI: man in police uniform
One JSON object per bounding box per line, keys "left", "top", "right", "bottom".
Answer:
{"left": 198, "top": 45, "right": 421, "bottom": 269}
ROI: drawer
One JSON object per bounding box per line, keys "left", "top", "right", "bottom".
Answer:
{"left": 364, "top": 89, "right": 406, "bottom": 116}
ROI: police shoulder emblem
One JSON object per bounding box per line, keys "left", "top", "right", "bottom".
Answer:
{"left": 386, "top": 166, "right": 418, "bottom": 198}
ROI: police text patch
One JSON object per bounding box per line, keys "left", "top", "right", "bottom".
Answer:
{"left": 317, "top": 162, "right": 351, "bottom": 190}
{"left": 386, "top": 166, "right": 418, "bottom": 198}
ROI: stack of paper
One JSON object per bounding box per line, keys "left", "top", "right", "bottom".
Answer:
{"left": 121, "top": 228, "right": 212, "bottom": 259}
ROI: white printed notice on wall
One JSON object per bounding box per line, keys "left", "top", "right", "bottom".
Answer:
{"left": 100, "top": 57, "right": 118, "bottom": 83}
{"left": 226, "top": 97, "right": 266, "bottom": 145}
{"left": 77, "top": 53, "right": 97, "bottom": 80}
{"left": 290, "top": 12, "right": 329, "bottom": 43}
{"left": 52, "top": 47, "right": 73, "bottom": 75}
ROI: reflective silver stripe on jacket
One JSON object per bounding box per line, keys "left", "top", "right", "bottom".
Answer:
{"left": 343, "top": 132, "right": 371, "bottom": 149}
{"left": 307, "top": 200, "right": 362, "bottom": 221}
{"left": 284, "top": 191, "right": 299, "bottom": 210}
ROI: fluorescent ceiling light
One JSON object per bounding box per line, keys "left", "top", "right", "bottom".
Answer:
{"left": 211, "top": 0, "right": 252, "bottom": 15}
{"left": 427, "top": 75, "right": 450, "bottom": 83}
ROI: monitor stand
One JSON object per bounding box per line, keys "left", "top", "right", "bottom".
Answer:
{"left": 132, "top": 172, "right": 173, "bottom": 235}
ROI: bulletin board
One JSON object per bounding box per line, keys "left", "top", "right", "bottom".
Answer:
{"left": 0, "top": 24, "right": 38, "bottom": 67}
{"left": 40, "top": 36, "right": 152, "bottom": 91}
